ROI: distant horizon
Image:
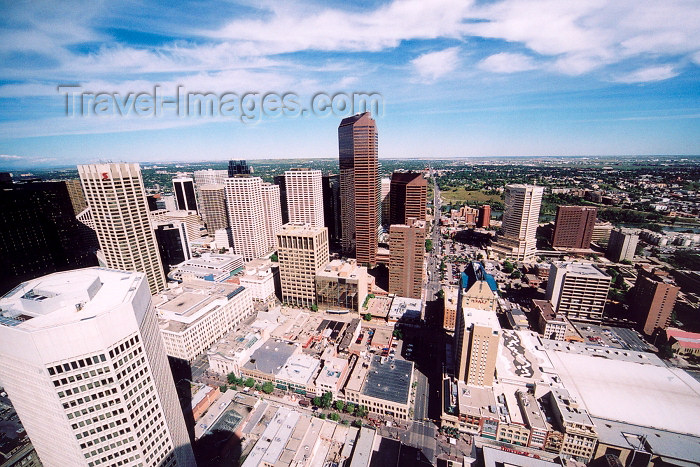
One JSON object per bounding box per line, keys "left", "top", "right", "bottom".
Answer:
{"left": 2, "top": 153, "right": 700, "bottom": 173}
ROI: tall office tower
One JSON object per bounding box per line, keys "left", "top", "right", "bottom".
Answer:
{"left": 454, "top": 308, "right": 501, "bottom": 387}
{"left": 0, "top": 177, "right": 98, "bottom": 295}
{"left": 338, "top": 112, "right": 379, "bottom": 267}
{"left": 64, "top": 179, "right": 88, "bottom": 215}
{"left": 276, "top": 224, "right": 329, "bottom": 308}
{"left": 388, "top": 219, "right": 426, "bottom": 299}
{"left": 284, "top": 168, "right": 324, "bottom": 227}
{"left": 154, "top": 222, "right": 191, "bottom": 275}
{"left": 172, "top": 177, "right": 197, "bottom": 212}
{"left": 606, "top": 227, "right": 640, "bottom": 263}
{"left": 273, "top": 175, "right": 289, "bottom": 224}
{"left": 632, "top": 268, "right": 679, "bottom": 336}
{"left": 389, "top": 172, "right": 427, "bottom": 226}
{"left": 146, "top": 194, "right": 159, "bottom": 211}
{"left": 199, "top": 184, "right": 228, "bottom": 233}
{"left": 79, "top": 163, "right": 166, "bottom": 295}
{"left": 477, "top": 205, "right": 491, "bottom": 228}
{"left": 552, "top": 206, "right": 597, "bottom": 249}
{"left": 545, "top": 261, "right": 611, "bottom": 322}
{"left": 492, "top": 184, "right": 543, "bottom": 261}
{"left": 261, "top": 183, "right": 283, "bottom": 251}
{"left": 322, "top": 174, "right": 342, "bottom": 245}
{"left": 228, "top": 160, "right": 250, "bottom": 177}
{"left": 193, "top": 169, "right": 228, "bottom": 187}
{"left": 380, "top": 178, "right": 391, "bottom": 226}
{"left": 0, "top": 268, "right": 196, "bottom": 466}
{"left": 225, "top": 176, "right": 271, "bottom": 260}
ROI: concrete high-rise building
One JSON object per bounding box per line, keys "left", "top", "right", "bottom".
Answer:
{"left": 154, "top": 222, "right": 191, "bottom": 275}
{"left": 172, "top": 177, "right": 197, "bottom": 212}
{"left": 225, "top": 176, "right": 269, "bottom": 260}
{"left": 199, "top": 184, "right": 228, "bottom": 233}
{"left": 0, "top": 268, "right": 195, "bottom": 466}
{"left": 78, "top": 163, "right": 166, "bottom": 294}
{"left": 591, "top": 221, "right": 614, "bottom": 246}
{"left": 633, "top": 268, "right": 680, "bottom": 336}
{"left": 276, "top": 223, "right": 329, "bottom": 308}
{"left": 193, "top": 169, "right": 228, "bottom": 187}
{"left": 284, "top": 169, "right": 324, "bottom": 227}
{"left": 454, "top": 307, "right": 501, "bottom": 387}
{"left": 552, "top": 206, "right": 597, "bottom": 249}
{"left": 492, "top": 184, "right": 543, "bottom": 261}
{"left": 380, "top": 178, "right": 391, "bottom": 226}
{"left": 545, "top": 261, "right": 611, "bottom": 322}
{"left": 477, "top": 205, "right": 491, "bottom": 228}
{"left": 64, "top": 179, "right": 88, "bottom": 215}
{"left": 228, "top": 160, "right": 251, "bottom": 177}
{"left": 389, "top": 172, "right": 427, "bottom": 226}
{"left": 338, "top": 112, "right": 379, "bottom": 267}
{"left": 0, "top": 177, "right": 98, "bottom": 295}
{"left": 606, "top": 227, "right": 639, "bottom": 263}
{"left": 261, "top": 183, "right": 283, "bottom": 252}
{"left": 322, "top": 174, "right": 341, "bottom": 245}
{"left": 388, "top": 218, "right": 426, "bottom": 299}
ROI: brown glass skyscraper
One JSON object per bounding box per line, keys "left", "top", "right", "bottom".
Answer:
{"left": 389, "top": 172, "right": 427, "bottom": 226}
{"left": 552, "top": 206, "right": 597, "bottom": 249}
{"left": 339, "top": 112, "right": 379, "bottom": 267}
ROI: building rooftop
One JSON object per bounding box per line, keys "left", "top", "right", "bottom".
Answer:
{"left": 365, "top": 296, "right": 392, "bottom": 319}
{"left": 461, "top": 262, "right": 499, "bottom": 293}
{"left": 317, "top": 259, "right": 366, "bottom": 281}
{"left": 549, "top": 387, "right": 595, "bottom": 427}
{"left": 278, "top": 223, "right": 326, "bottom": 236}
{"left": 361, "top": 356, "right": 413, "bottom": 405}
{"left": 0, "top": 268, "right": 141, "bottom": 330}
{"left": 545, "top": 340, "right": 700, "bottom": 436}
{"left": 243, "top": 338, "right": 298, "bottom": 375}
{"left": 455, "top": 381, "right": 497, "bottom": 419}
{"left": 532, "top": 299, "right": 565, "bottom": 323}
{"left": 460, "top": 307, "right": 501, "bottom": 330}
{"left": 276, "top": 353, "right": 320, "bottom": 385}
{"left": 552, "top": 261, "right": 609, "bottom": 279}
{"left": 388, "top": 296, "right": 422, "bottom": 321}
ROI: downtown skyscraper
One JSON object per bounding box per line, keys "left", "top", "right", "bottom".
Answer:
{"left": 492, "top": 184, "right": 543, "bottom": 261}
{"left": 284, "top": 168, "right": 324, "bottom": 227}
{"left": 0, "top": 268, "right": 195, "bottom": 466}
{"left": 78, "top": 163, "right": 166, "bottom": 294}
{"left": 338, "top": 112, "right": 379, "bottom": 267}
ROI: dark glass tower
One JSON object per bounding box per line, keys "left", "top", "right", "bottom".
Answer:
{"left": 228, "top": 160, "right": 251, "bottom": 177}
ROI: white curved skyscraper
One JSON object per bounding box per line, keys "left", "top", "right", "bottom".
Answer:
{"left": 0, "top": 268, "right": 196, "bottom": 467}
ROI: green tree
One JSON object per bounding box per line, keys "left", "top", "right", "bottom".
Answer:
{"left": 356, "top": 405, "right": 368, "bottom": 418}
{"left": 261, "top": 382, "right": 274, "bottom": 394}
{"left": 363, "top": 313, "right": 372, "bottom": 321}
{"left": 335, "top": 400, "right": 345, "bottom": 412}
{"left": 319, "top": 413, "right": 327, "bottom": 419}
{"left": 425, "top": 239, "right": 433, "bottom": 252}
{"left": 352, "top": 419, "right": 363, "bottom": 428}
{"left": 329, "top": 413, "right": 340, "bottom": 422}
{"left": 342, "top": 419, "right": 350, "bottom": 426}
{"left": 312, "top": 397, "right": 322, "bottom": 407}
{"left": 437, "top": 289, "right": 445, "bottom": 300}
{"left": 244, "top": 378, "right": 255, "bottom": 388}
{"left": 227, "top": 373, "right": 238, "bottom": 385}
{"left": 219, "top": 385, "right": 228, "bottom": 393}
{"left": 270, "top": 253, "right": 278, "bottom": 262}
{"left": 345, "top": 403, "right": 356, "bottom": 415}
{"left": 392, "top": 329, "right": 403, "bottom": 340}
{"left": 321, "top": 391, "right": 333, "bottom": 409}
{"left": 502, "top": 261, "right": 514, "bottom": 273}
{"left": 510, "top": 269, "right": 521, "bottom": 279}
{"left": 311, "top": 304, "right": 318, "bottom": 312}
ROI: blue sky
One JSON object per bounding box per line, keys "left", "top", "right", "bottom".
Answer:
{"left": 1, "top": 0, "right": 699, "bottom": 169}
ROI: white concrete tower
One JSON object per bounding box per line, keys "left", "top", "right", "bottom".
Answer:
{"left": 284, "top": 169, "right": 324, "bottom": 228}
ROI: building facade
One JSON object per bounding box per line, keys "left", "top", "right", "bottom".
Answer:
{"left": 285, "top": 169, "right": 324, "bottom": 227}
{"left": 545, "top": 262, "right": 611, "bottom": 322}
{"left": 198, "top": 184, "right": 228, "bottom": 233}
{"left": 315, "top": 259, "right": 369, "bottom": 313}
{"left": 388, "top": 218, "right": 426, "bottom": 299}
{"left": 454, "top": 308, "right": 501, "bottom": 387}
{"left": 552, "top": 206, "right": 597, "bottom": 249}
{"left": 606, "top": 228, "right": 640, "bottom": 263}
{"left": 492, "top": 184, "right": 544, "bottom": 261}
{"left": 172, "top": 177, "right": 197, "bottom": 212}
{"left": 478, "top": 205, "right": 491, "bottom": 228}
{"left": 153, "top": 221, "right": 191, "bottom": 275}
{"left": 261, "top": 183, "right": 283, "bottom": 252}
{"left": 238, "top": 258, "right": 278, "bottom": 304}
{"left": 225, "top": 176, "right": 269, "bottom": 260}
{"left": 321, "top": 174, "right": 342, "bottom": 245}
{"left": 276, "top": 224, "right": 330, "bottom": 308}
{"left": 0, "top": 268, "right": 195, "bottom": 467}
{"left": 389, "top": 172, "right": 427, "bottom": 225}
{"left": 338, "top": 112, "right": 379, "bottom": 267}
{"left": 633, "top": 268, "right": 679, "bottom": 336}
{"left": 78, "top": 163, "right": 166, "bottom": 294}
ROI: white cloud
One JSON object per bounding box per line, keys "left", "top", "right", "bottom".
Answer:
{"left": 411, "top": 47, "right": 461, "bottom": 82}
{"left": 614, "top": 65, "right": 679, "bottom": 83}
{"left": 0, "top": 154, "right": 23, "bottom": 160}
{"left": 479, "top": 52, "right": 537, "bottom": 73}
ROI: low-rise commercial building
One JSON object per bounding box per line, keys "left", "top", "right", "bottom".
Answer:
{"left": 315, "top": 259, "right": 369, "bottom": 313}
{"left": 532, "top": 299, "right": 567, "bottom": 341}
{"left": 237, "top": 258, "right": 277, "bottom": 304}
{"left": 344, "top": 356, "right": 414, "bottom": 420}
{"left": 155, "top": 280, "right": 254, "bottom": 362}
{"left": 547, "top": 388, "right": 597, "bottom": 462}
{"left": 388, "top": 296, "right": 422, "bottom": 324}
{"left": 207, "top": 317, "right": 278, "bottom": 377}
{"left": 168, "top": 252, "right": 244, "bottom": 282}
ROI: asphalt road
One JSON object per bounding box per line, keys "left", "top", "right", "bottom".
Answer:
{"left": 413, "top": 366, "right": 429, "bottom": 421}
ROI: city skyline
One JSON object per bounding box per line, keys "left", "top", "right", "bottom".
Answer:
{"left": 1, "top": 1, "right": 700, "bottom": 168}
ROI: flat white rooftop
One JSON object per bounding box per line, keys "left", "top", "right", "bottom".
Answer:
{"left": 0, "top": 268, "right": 141, "bottom": 331}
{"left": 461, "top": 307, "right": 501, "bottom": 330}
{"left": 545, "top": 344, "right": 700, "bottom": 436}
{"left": 553, "top": 261, "right": 608, "bottom": 278}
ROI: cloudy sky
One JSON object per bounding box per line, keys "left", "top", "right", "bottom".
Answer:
{"left": 1, "top": 0, "right": 699, "bottom": 168}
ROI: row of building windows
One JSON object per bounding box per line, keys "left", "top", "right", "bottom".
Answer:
{"left": 47, "top": 353, "right": 107, "bottom": 376}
